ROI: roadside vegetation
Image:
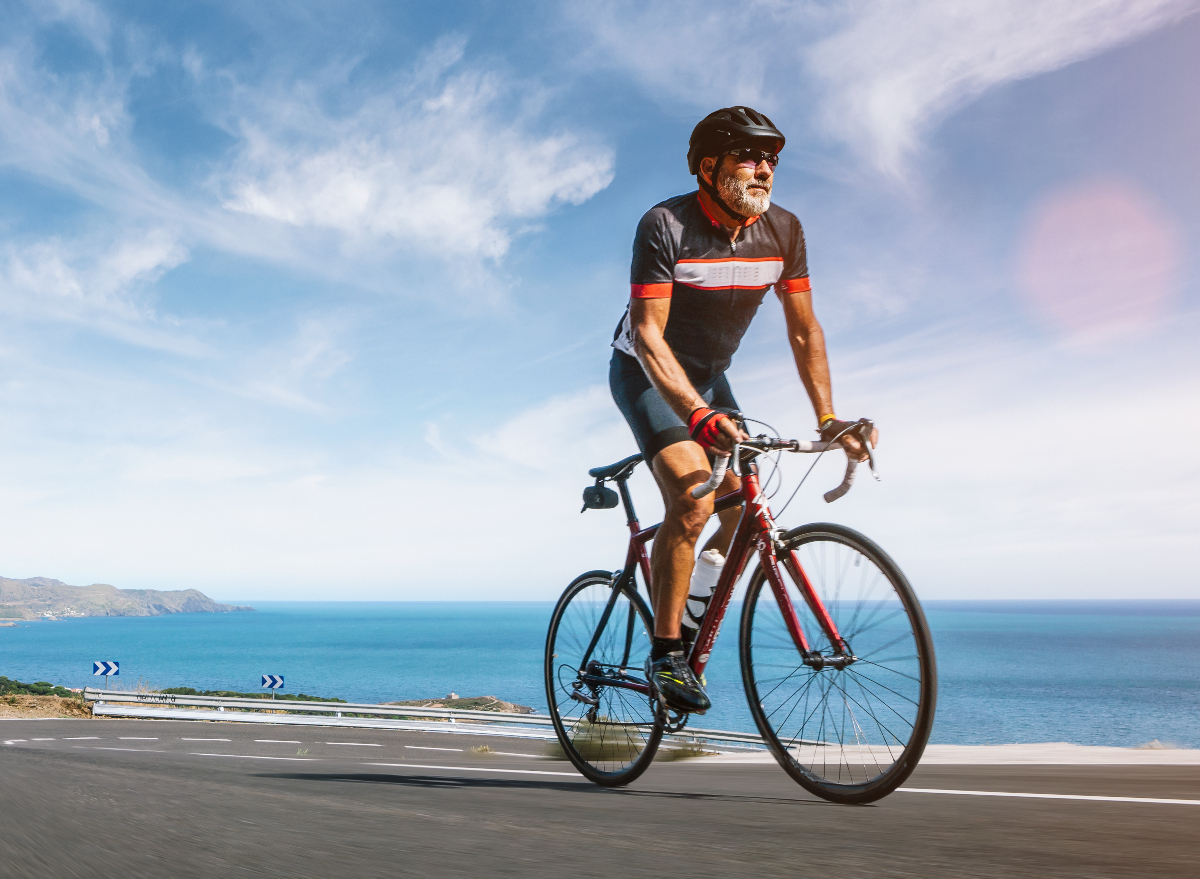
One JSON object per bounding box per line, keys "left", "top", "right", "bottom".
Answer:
{"left": 0, "top": 676, "right": 77, "bottom": 698}
{"left": 0, "top": 676, "right": 89, "bottom": 719}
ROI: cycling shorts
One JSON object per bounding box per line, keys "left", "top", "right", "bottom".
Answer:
{"left": 609, "top": 350, "right": 740, "bottom": 466}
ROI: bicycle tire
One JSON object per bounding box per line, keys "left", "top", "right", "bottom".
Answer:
{"left": 545, "top": 570, "right": 664, "bottom": 786}
{"left": 740, "top": 523, "right": 937, "bottom": 804}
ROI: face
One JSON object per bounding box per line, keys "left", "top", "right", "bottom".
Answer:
{"left": 704, "top": 152, "right": 774, "bottom": 217}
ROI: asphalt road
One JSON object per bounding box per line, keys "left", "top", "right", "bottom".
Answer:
{"left": 3, "top": 717, "right": 1198, "bottom": 878}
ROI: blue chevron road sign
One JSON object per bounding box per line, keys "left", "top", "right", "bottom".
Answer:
{"left": 92, "top": 661, "right": 119, "bottom": 676}
{"left": 261, "top": 674, "right": 284, "bottom": 689}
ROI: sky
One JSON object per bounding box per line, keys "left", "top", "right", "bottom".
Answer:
{"left": 0, "top": 0, "right": 1197, "bottom": 601}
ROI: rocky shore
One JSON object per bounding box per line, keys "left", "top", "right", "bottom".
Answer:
{"left": 0, "top": 576, "right": 254, "bottom": 619}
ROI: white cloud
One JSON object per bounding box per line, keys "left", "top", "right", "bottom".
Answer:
{"left": 732, "top": 312, "right": 1200, "bottom": 598}
{"left": 0, "top": 230, "right": 193, "bottom": 350}
{"left": 470, "top": 385, "right": 630, "bottom": 473}
{"left": 220, "top": 37, "right": 615, "bottom": 259}
{"left": 0, "top": 369, "right": 641, "bottom": 597}
{"left": 34, "top": 0, "right": 111, "bottom": 54}
{"left": 0, "top": 22, "right": 614, "bottom": 304}
{"left": 563, "top": 2, "right": 770, "bottom": 107}
{"left": 573, "top": 0, "right": 1198, "bottom": 176}
{"left": 232, "top": 317, "right": 356, "bottom": 413}
{"left": 808, "top": 0, "right": 1200, "bottom": 177}
{"left": 2, "top": 312, "right": 1197, "bottom": 599}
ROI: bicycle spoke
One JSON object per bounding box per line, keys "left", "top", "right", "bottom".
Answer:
{"left": 845, "top": 605, "right": 907, "bottom": 641}
{"left": 843, "top": 666, "right": 921, "bottom": 711}
{"left": 546, "top": 574, "right": 663, "bottom": 784}
{"left": 828, "top": 671, "right": 909, "bottom": 748}
{"left": 742, "top": 526, "right": 936, "bottom": 803}
{"left": 854, "top": 629, "right": 913, "bottom": 661}
{"left": 854, "top": 657, "right": 923, "bottom": 684}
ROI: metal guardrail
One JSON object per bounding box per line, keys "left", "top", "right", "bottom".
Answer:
{"left": 83, "top": 688, "right": 552, "bottom": 725}
{"left": 82, "top": 688, "right": 769, "bottom": 750}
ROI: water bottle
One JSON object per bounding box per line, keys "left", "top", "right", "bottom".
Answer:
{"left": 681, "top": 549, "right": 724, "bottom": 644}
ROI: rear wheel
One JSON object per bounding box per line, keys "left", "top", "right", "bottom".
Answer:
{"left": 545, "top": 571, "right": 663, "bottom": 786}
{"left": 740, "top": 523, "right": 937, "bottom": 804}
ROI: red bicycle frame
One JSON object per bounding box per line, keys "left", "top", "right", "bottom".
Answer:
{"left": 620, "top": 464, "right": 849, "bottom": 682}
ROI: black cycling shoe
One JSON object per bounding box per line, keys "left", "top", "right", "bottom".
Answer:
{"left": 645, "top": 651, "right": 711, "bottom": 714}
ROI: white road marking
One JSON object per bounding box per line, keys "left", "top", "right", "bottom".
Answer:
{"left": 898, "top": 788, "right": 1200, "bottom": 806}
{"left": 405, "top": 745, "right": 463, "bottom": 752}
{"left": 119, "top": 737, "right": 158, "bottom": 740}
{"left": 255, "top": 740, "right": 301, "bottom": 744}
{"left": 325, "top": 742, "right": 381, "bottom": 747}
{"left": 31, "top": 738, "right": 55, "bottom": 741}
{"left": 364, "top": 762, "right": 579, "bottom": 778}
{"left": 95, "top": 747, "right": 162, "bottom": 753}
{"left": 180, "top": 738, "right": 231, "bottom": 742}
{"left": 491, "top": 752, "right": 551, "bottom": 759}
{"left": 62, "top": 736, "right": 100, "bottom": 740}
{"left": 191, "top": 753, "right": 316, "bottom": 761}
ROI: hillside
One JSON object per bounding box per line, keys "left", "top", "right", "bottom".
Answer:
{"left": 0, "top": 577, "right": 254, "bottom": 619}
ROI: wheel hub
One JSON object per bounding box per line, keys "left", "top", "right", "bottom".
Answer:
{"left": 802, "top": 651, "right": 857, "bottom": 671}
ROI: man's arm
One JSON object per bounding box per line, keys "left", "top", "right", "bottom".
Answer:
{"left": 780, "top": 288, "right": 833, "bottom": 421}
{"left": 780, "top": 288, "right": 877, "bottom": 459}
{"left": 630, "top": 298, "right": 743, "bottom": 452}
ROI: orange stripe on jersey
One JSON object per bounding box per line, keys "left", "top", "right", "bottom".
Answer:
{"left": 776, "top": 277, "right": 812, "bottom": 294}
{"left": 631, "top": 282, "right": 674, "bottom": 299}
{"left": 675, "top": 257, "right": 783, "bottom": 264}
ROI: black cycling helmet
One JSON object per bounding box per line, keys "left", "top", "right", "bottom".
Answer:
{"left": 687, "top": 106, "right": 785, "bottom": 176}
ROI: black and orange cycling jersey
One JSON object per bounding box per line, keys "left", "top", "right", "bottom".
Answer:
{"left": 612, "top": 191, "right": 810, "bottom": 385}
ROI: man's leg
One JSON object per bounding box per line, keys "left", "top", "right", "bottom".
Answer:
{"left": 648, "top": 441, "right": 740, "bottom": 638}
{"left": 702, "top": 477, "right": 743, "bottom": 555}
{"left": 644, "top": 440, "right": 740, "bottom": 714}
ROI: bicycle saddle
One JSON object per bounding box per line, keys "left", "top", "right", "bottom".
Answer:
{"left": 588, "top": 453, "right": 643, "bottom": 480}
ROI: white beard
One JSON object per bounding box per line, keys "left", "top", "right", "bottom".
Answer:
{"left": 717, "top": 171, "right": 771, "bottom": 216}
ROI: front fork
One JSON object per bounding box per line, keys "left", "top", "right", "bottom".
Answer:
{"left": 762, "top": 535, "right": 856, "bottom": 669}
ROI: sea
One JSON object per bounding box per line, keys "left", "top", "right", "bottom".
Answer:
{"left": 3, "top": 600, "right": 1199, "bottom": 748}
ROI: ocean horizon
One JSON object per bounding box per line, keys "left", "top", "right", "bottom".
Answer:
{"left": 3, "top": 599, "right": 1198, "bottom": 748}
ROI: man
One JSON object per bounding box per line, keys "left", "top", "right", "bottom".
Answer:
{"left": 609, "top": 106, "right": 877, "bottom": 714}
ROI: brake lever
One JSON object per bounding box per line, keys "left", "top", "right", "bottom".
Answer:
{"left": 857, "top": 420, "right": 881, "bottom": 481}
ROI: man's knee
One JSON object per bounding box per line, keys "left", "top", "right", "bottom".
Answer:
{"left": 666, "top": 495, "right": 712, "bottom": 541}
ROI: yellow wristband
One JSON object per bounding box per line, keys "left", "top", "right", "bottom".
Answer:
{"left": 819, "top": 413, "right": 837, "bottom": 425}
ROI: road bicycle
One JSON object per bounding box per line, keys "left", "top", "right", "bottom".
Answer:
{"left": 544, "top": 418, "right": 937, "bottom": 804}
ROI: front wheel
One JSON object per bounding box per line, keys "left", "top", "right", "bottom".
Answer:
{"left": 545, "top": 571, "right": 663, "bottom": 786}
{"left": 740, "top": 523, "right": 937, "bottom": 804}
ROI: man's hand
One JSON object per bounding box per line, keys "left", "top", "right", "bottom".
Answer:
{"left": 820, "top": 418, "right": 879, "bottom": 463}
{"left": 689, "top": 407, "right": 747, "bottom": 454}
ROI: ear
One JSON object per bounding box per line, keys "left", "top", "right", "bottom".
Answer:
{"left": 699, "top": 155, "right": 718, "bottom": 186}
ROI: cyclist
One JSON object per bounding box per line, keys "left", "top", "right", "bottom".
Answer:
{"left": 610, "top": 106, "right": 878, "bottom": 714}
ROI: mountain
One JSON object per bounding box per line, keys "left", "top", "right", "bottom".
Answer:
{"left": 0, "top": 577, "right": 254, "bottom": 619}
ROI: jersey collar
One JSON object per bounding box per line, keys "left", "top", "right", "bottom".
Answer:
{"left": 696, "top": 190, "right": 760, "bottom": 229}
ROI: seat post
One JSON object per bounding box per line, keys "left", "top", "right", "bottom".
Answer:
{"left": 616, "top": 477, "right": 638, "bottom": 528}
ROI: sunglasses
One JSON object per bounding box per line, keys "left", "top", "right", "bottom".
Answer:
{"left": 725, "top": 148, "right": 779, "bottom": 169}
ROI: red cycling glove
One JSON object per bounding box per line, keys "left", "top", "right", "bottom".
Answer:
{"left": 688, "top": 407, "right": 731, "bottom": 451}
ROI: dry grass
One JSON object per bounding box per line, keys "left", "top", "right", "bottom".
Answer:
{"left": 542, "top": 725, "right": 718, "bottom": 762}
{"left": 0, "top": 694, "right": 92, "bottom": 719}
